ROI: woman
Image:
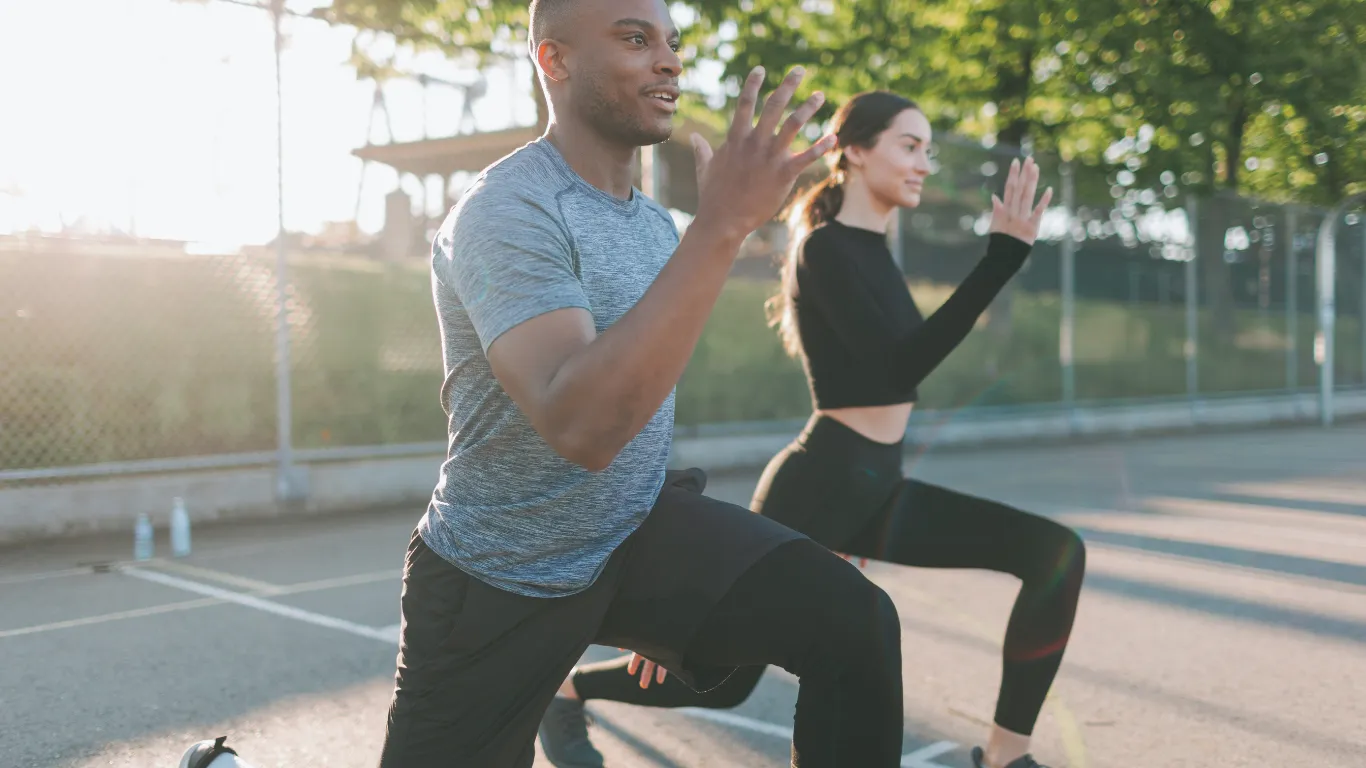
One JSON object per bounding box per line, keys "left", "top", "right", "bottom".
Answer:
{"left": 539, "top": 91, "right": 1085, "bottom": 768}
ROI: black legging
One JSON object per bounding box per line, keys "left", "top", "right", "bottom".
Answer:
{"left": 574, "top": 415, "right": 1086, "bottom": 737}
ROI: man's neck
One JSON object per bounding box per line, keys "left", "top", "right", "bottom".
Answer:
{"left": 544, "top": 120, "right": 639, "bottom": 201}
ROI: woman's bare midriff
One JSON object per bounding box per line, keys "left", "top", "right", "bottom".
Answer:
{"left": 818, "top": 402, "right": 915, "bottom": 446}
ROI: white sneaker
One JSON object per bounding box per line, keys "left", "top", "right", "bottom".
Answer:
{"left": 179, "top": 736, "right": 256, "bottom": 768}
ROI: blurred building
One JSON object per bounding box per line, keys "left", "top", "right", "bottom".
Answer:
{"left": 350, "top": 118, "right": 804, "bottom": 267}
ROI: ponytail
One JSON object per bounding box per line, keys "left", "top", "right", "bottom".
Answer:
{"left": 765, "top": 172, "right": 845, "bottom": 359}
{"left": 762, "top": 90, "right": 921, "bottom": 360}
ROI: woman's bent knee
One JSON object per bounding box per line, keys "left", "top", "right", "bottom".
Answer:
{"left": 1020, "top": 519, "right": 1087, "bottom": 588}
{"left": 1060, "top": 528, "right": 1087, "bottom": 583}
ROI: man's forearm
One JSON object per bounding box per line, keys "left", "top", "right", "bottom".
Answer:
{"left": 544, "top": 220, "right": 745, "bottom": 469}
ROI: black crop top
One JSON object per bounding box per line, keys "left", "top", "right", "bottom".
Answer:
{"left": 792, "top": 220, "right": 1033, "bottom": 408}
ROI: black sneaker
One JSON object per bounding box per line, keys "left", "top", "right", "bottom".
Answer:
{"left": 971, "top": 746, "right": 1050, "bottom": 768}
{"left": 538, "top": 697, "right": 606, "bottom": 768}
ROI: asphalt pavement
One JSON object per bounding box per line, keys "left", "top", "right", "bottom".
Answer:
{"left": 3, "top": 423, "right": 1365, "bottom": 767}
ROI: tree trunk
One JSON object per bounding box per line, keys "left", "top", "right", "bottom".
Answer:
{"left": 1224, "top": 98, "right": 1247, "bottom": 190}
{"left": 983, "top": 39, "right": 1035, "bottom": 363}
{"left": 1199, "top": 103, "right": 1250, "bottom": 344}
{"left": 1198, "top": 193, "right": 1238, "bottom": 341}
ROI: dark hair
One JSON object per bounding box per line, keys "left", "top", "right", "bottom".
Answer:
{"left": 765, "top": 91, "right": 921, "bottom": 358}
{"left": 528, "top": 0, "right": 571, "bottom": 53}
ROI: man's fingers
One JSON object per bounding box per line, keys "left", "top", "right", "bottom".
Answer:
{"left": 691, "top": 133, "right": 713, "bottom": 184}
{"left": 627, "top": 654, "right": 641, "bottom": 676}
{"left": 776, "top": 90, "right": 826, "bottom": 150}
{"left": 728, "top": 67, "right": 765, "bottom": 143}
{"left": 755, "top": 67, "right": 806, "bottom": 138}
{"left": 656, "top": 666, "right": 668, "bottom": 685}
{"left": 639, "top": 661, "right": 656, "bottom": 689}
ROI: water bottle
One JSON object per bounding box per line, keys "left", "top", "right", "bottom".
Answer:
{"left": 133, "top": 513, "right": 154, "bottom": 561}
{"left": 170, "top": 497, "right": 192, "bottom": 558}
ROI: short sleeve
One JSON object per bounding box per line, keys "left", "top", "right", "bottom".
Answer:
{"left": 435, "top": 185, "right": 592, "bottom": 352}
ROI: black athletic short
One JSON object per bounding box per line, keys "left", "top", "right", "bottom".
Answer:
{"left": 378, "top": 468, "right": 805, "bottom": 768}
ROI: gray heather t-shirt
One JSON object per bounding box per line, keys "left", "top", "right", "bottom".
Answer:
{"left": 418, "top": 137, "right": 680, "bottom": 598}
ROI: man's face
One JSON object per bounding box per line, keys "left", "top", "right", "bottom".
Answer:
{"left": 561, "top": 0, "right": 683, "bottom": 146}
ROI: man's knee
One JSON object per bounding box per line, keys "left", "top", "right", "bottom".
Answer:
{"left": 819, "top": 558, "right": 901, "bottom": 665}
{"left": 866, "top": 582, "right": 901, "bottom": 657}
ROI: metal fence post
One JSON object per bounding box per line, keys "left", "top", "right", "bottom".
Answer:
{"left": 1316, "top": 209, "right": 1337, "bottom": 426}
{"left": 1285, "top": 206, "right": 1298, "bottom": 391}
{"left": 271, "top": 1, "right": 302, "bottom": 500}
{"left": 1059, "top": 162, "right": 1076, "bottom": 409}
{"left": 1314, "top": 196, "right": 1366, "bottom": 424}
{"left": 1185, "top": 196, "right": 1200, "bottom": 409}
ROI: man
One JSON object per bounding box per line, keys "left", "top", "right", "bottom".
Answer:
{"left": 377, "top": 0, "right": 907, "bottom": 765}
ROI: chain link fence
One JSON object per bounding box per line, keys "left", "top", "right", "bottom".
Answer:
{"left": 672, "top": 137, "right": 1366, "bottom": 430}
{"left": 0, "top": 237, "right": 451, "bottom": 478}
{"left": 3, "top": 157, "right": 1363, "bottom": 479}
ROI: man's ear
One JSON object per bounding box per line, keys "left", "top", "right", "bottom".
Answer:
{"left": 535, "top": 39, "right": 570, "bottom": 84}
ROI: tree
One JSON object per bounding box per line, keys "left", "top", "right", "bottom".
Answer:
{"left": 318, "top": 0, "right": 1365, "bottom": 344}
{"left": 315, "top": 0, "right": 1364, "bottom": 204}
{"left": 1065, "top": 0, "right": 1366, "bottom": 336}
{"left": 312, "top": 0, "right": 550, "bottom": 128}
{"left": 680, "top": 0, "right": 1080, "bottom": 357}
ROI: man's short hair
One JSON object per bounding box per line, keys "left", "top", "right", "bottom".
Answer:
{"left": 528, "top": 0, "right": 573, "bottom": 54}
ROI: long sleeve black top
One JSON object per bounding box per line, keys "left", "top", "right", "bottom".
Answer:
{"left": 791, "top": 220, "right": 1032, "bottom": 408}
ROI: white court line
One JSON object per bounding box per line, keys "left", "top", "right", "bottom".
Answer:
{"left": 123, "top": 567, "right": 395, "bottom": 644}
{"left": 1, "top": 568, "right": 401, "bottom": 641}
{"left": 121, "top": 567, "right": 958, "bottom": 765}
{"left": 269, "top": 568, "right": 401, "bottom": 595}
{"left": 153, "top": 560, "right": 284, "bottom": 594}
{"left": 0, "top": 597, "right": 222, "bottom": 639}
{"left": 676, "top": 708, "right": 957, "bottom": 767}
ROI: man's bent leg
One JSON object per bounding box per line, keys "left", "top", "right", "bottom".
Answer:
{"left": 379, "top": 531, "right": 620, "bottom": 768}
{"left": 685, "top": 538, "right": 904, "bottom": 766}
{"left": 595, "top": 476, "right": 903, "bottom": 767}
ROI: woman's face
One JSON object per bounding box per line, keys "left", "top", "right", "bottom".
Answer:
{"left": 846, "top": 108, "right": 934, "bottom": 210}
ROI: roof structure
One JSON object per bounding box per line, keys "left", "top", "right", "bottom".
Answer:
{"left": 351, "top": 125, "right": 544, "bottom": 178}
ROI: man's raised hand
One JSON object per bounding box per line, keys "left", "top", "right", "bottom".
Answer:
{"left": 692, "top": 66, "right": 836, "bottom": 242}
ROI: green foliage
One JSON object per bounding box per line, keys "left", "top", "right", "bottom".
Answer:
{"left": 313, "top": 0, "right": 527, "bottom": 58}
{"left": 314, "top": 0, "right": 1366, "bottom": 206}
{"left": 1067, "top": 0, "right": 1366, "bottom": 204}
